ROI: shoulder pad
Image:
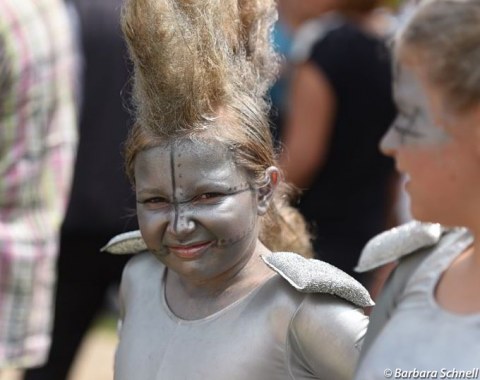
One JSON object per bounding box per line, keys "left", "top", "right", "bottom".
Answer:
{"left": 261, "top": 252, "right": 374, "bottom": 308}
{"left": 355, "top": 221, "right": 445, "bottom": 273}
{"left": 101, "top": 230, "right": 147, "bottom": 255}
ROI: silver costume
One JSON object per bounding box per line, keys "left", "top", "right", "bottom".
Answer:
{"left": 104, "top": 234, "right": 370, "bottom": 380}
{"left": 355, "top": 222, "right": 479, "bottom": 380}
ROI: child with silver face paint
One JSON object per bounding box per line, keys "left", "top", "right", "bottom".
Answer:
{"left": 102, "top": 0, "right": 373, "bottom": 379}
{"left": 354, "top": 0, "right": 480, "bottom": 378}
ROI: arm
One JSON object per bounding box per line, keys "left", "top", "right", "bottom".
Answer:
{"left": 288, "top": 294, "right": 368, "bottom": 380}
{"left": 280, "top": 62, "right": 336, "bottom": 188}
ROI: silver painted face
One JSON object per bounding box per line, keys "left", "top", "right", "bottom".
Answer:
{"left": 134, "top": 139, "right": 261, "bottom": 281}
{"left": 380, "top": 64, "right": 450, "bottom": 150}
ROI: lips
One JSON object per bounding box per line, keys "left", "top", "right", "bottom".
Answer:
{"left": 167, "top": 241, "right": 213, "bottom": 260}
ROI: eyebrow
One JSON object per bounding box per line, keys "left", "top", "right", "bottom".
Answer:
{"left": 136, "top": 182, "right": 251, "bottom": 199}
{"left": 136, "top": 188, "right": 170, "bottom": 197}
{"left": 193, "top": 181, "right": 250, "bottom": 192}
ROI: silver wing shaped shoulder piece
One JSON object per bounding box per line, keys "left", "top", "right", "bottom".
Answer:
{"left": 261, "top": 252, "right": 374, "bottom": 308}
{"left": 354, "top": 221, "right": 445, "bottom": 273}
{"left": 101, "top": 230, "right": 147, "bottom": 255}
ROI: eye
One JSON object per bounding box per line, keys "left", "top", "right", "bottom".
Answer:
{"left": 392, "top": 110, "right": 424, "bottom": 140}
{"left": 192, "top": 192, "right": 225, "bottom": 203}
{"left": 144, "top": 197, "right": 168, "bottom": 204}
{"left": 137, "top": 196, "right": 170, "bottom": 209}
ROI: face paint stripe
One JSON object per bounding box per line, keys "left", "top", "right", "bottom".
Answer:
{"left": 170, "top": 144, "right": 180, "bottom": 230}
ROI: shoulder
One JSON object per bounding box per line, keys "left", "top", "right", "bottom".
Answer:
{"left": 121, "top": 253, "right": 163, "bottom": 295}
{"left": 262, "top": 251, "right": 373, "bottom": 308}
{"left": 355, "top": 221, "right": 447, "bottom": 273}
{"left": 263, "top": 252, "right": 369, "bottom": 379}
{"left": 290, "top": 292, "right": 368, "bottom": 342}
{"left": 357, "top": 225, "right": 470, "bottom": 359}
{"left": 290, "top": 12, "right": 343, "bottom": 63}
{"left": 310, "top": 19, "right": 375, "bottom": 55}
{"left": 287, "top": 292, "right": 368, "bottom": 379}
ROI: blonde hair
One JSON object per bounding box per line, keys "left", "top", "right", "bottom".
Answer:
{"left": 122, "top": 0, "right": 313, "bottom": 257}
{"left": 395, "top": 0, "right": 480, "bottom": 113}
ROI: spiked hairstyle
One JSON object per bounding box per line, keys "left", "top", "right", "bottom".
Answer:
{"left": 122, "top": 0, "right": 313, "bottom": 256}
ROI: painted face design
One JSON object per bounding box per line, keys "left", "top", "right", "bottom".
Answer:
{"left": 380, "top": 64, "right": 451, "bottom": 150}
{"left": 134, "top": 139, "right": 261, "bottom": 280}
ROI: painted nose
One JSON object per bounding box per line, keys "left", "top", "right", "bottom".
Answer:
{"left": 166, "top": 203, "right": 196, "bottom": 239}
{"left": 379, "top": 125, "right": 400, "bottom": 158}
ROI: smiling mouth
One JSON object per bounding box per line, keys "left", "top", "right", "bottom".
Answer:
{"left": 167, "top": 241, "right": 213, "bottom": 259}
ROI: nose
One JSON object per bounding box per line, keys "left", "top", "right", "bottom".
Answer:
{"left": 166, "top": 202, "right": 196, "bottom": 239}
{"left": 379, "top": 125, "right": 399, "bottom": 158}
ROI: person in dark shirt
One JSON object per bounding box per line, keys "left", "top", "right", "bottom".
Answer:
{"left": 281, "top": 0, "right": 397, "bottom": 282}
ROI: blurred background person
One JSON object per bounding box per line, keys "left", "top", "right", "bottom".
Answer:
{"left": 0, "top": 0, "right": 78, "bottom": 370}
{"left": 269, "top": 0, "right": 339, "bottom": 143}
{"left": 279, "top": 0, "right": 398, "bottom": 286}
{"left": 23, "top": 1, "right": 137, "bottom": 379}
{"left": 269, "top": 0, "right": 336, "bottom": 147}
{"left": 355, "top": 0, "right": 480, "bottom": 375}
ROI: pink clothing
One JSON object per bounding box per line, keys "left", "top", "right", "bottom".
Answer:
{"left": 0, "top": 0, "right": 77, "bottom": 367}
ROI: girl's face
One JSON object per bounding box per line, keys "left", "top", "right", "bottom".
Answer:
{"left": 134, "top": 139, "right": 265, "bottom": 282}
{"left": 380, "top": 55, "right": 480, "bottom": 226}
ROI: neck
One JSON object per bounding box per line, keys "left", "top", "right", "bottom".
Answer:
{"left": 164, "top": 240, "right": 274, "bottom": 320}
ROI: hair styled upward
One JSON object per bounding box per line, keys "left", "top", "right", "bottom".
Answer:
{"left": 122, "top": 0, "right": 313, "bottom": 257}
{"left": 395, "top": 0, "right": 480, "bottom": 113}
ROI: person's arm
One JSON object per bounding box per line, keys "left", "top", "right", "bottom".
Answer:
{"left": 288, "top": 294, "right": 368, "bottom": 379}
{"left": 280, "top": 61, "right": 336, "bottom": 188}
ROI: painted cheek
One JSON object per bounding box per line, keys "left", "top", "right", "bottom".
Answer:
{"left": 187, "top": 194, "right": 257, "bottom": 247}
{"left": 216, "top": 220, "right": 256, "bottom": 246}
{"left": 138, "top": 207, "right": 171, "bottom": 253}
{"left": 215, "top": 196, "right": 258, "bottom": 247}
{"left": 418, "top": 119, "right": 451, "bottom": 146}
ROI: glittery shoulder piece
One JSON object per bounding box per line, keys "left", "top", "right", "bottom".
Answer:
{"left": 261, "top": 252, "right": 374, "bottom": 308}
{"left": 355, "top": 221, "right": 444, "bottom": 273}
{"left": 101, "top": 230, "right": 148, "bottom": 255}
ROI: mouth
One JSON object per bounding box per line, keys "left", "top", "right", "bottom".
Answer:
{"left": 167, "top": 241, "right": 214, "bottom": 260}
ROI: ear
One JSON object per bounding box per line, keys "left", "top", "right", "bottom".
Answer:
{"left": 256, "top": 166, "right": 280, "bottom": 216}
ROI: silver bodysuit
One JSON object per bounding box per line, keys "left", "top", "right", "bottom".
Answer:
{"left": 355, "top": 228, "right": 480, "bottom": 380}
{"left": 114, "top": 253, "right": 368, "bottom": 380}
